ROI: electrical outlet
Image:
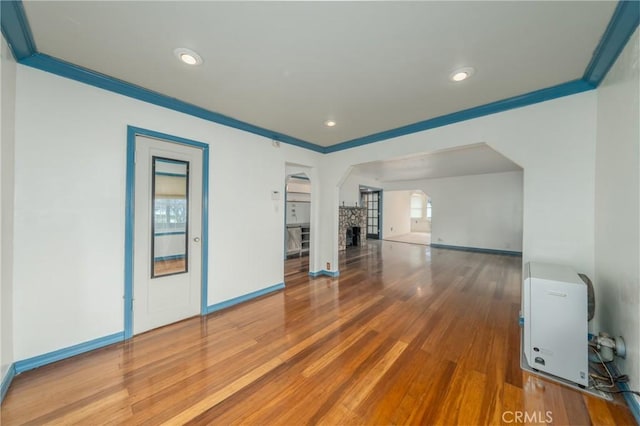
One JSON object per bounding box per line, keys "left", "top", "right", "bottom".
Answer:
{"left": 326, "top": 262, "right": 331, "bottom": 270}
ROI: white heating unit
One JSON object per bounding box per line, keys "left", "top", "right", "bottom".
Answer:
{"left": 523, "top": 262, "right": 588, "bottom": 386}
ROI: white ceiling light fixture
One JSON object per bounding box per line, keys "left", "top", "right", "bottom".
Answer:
{"left": 324, "top": 120, "right": 337, "bottom": 127}
{"left": 450, "top": 67, "right": 475, "bottom": 82}
{"left": 174, "top": 48, "right": 203, "bottom": 66}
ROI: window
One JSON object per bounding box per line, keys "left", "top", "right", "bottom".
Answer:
{"left": 426, "top": 198, "right": 432, "bottom": 220}
{"left": 410, "top": 194, "right": 424, "bottom": 219}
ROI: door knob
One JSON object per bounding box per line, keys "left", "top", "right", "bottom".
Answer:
{"left": 193, "top": 237, "right": 201, "bottom": 243}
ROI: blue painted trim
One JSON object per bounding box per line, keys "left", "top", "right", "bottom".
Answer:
{"left": 154, "top": 254, "right": 186, "bottom": 262}
{"left": 124, "top": 126, "right": 210, "bottom": 337}
{"left": 0, "top": 364, "right": 16, "bottom": 404}
{"left": 155, "top": 172, "right": 187, "bottom": 178}
{"left": 324, "top": 80, "right": 595, "bottom": 153}
{"left": 155, "top": 231, "right": 186, "bottom": 236}
{"left": 129, "top": 126, "right": 209, "bottom": 149}
{"left": 309, "top": 270, "right": 340, "bottom": 278}
{"left": 18, "top": 53, "right": 324, "bottom": 153}
{"left": 619, "top": 382, "right": 640, "bottom": 425}
{"left": 610, "top": 362, "right": 640, "bottom": 425}
{"left": 206, "top": 283, "right": 285, "bottom": 314}
{"left": 124, "top": 128, "right": 136, "bottom": 339}
{"left": 584, "top": 1, "right": 640, "bottom": 87}
{"left": 378, "top": 190, "right": 383, "bottom": 240}
{"left": 283, "top": 185, "right": 288, "bottom": 260}
{"left": 0, "top": 0, "right": 36, "bottom": 60}
{"left": 430, "top": 243, "right": 522, "bottom": 257}
{"left": 14, "top": 332, "right": 123, "bottom": 374}
{"left": 201, "top": 147, "right": 210, "bottom": 315}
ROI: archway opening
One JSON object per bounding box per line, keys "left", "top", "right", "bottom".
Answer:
{"left": 284, "top": 172, "right": 312, "bottom": 282}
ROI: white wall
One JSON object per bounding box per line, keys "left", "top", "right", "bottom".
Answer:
{"left": 285, "top": 176, "right": 311, "bottom": 224}
{"left": 385, "top": 171, "right": 523, "bottom": 252}
{"left": 410, "top": 192, "right": 431, "bottom": 232}
{"left": 411, "top": 218, "right": 431, "bottom": 233}
{"left": 381, "top": 191, "right": 412, "bottom": 238}
{"left": 339, "top": 170, "right": 381, "bottom": 207}
{"left": 1, "top": 36, "right": 17, "bottom": 383}
{"left": 318, "top": 92, "right": 596, "bottom": 275}
{"left": 13, "top": 65, "right": 321, "bottom": 361}
{"left": 286, "top": 202, "right": 310, "bottom": 224}
{"left": 594, "top": 29, "right": 639, "bottom": 397}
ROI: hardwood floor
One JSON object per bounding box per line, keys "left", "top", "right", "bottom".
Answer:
{"left": 2, "top": 241, "right": 635, "bottom": 425}
{"left": 284, "top": 253, "right": 309, "bottom": 281}
{"left": 383, "top": 232, "right": 431, "bottom": 246}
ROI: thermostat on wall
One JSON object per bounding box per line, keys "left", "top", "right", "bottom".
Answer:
{"left": 271, "top": 191, "right": 280, "bottom": 200}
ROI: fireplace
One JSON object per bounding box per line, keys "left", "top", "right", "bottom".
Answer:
{"left": 339, "top": 207, "right": 367, "bottom": 250}
{"left": 346, "top": 226, "right": 361, "bottom": 247}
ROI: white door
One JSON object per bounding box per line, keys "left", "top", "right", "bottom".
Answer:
{"left": 133, "top": 135, "right": 202, "bottom": 334}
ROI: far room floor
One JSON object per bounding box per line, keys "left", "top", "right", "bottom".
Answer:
{"left": 383, "top": 231, "right": 431, "bottom": 246}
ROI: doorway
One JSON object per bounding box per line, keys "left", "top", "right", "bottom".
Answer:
{"left": 125, "top": 127, "right": 209, "bottom": 338}
{"left": 361, "top": 189, "right": 382, "bottom": 239}
{"left": 408, "top": 191, "right": 432, "bottom": 245}
{"left": 284, "top": 172, "right": 312, "bottom": 280}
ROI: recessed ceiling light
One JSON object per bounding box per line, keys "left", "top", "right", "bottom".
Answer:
{"left": 325, "top": 120, "right": 337, "bottom": 127}
{"left": 174, "top": 48, "right": 203, "bottom": 66}
{"left": 450, "top": 67, "right": 474, "bottom": 82}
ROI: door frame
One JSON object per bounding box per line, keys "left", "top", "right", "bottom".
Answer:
{"left": 124, "top": 125, "right": 209, "bottom": 339}
{"left": 360, "top": 186, "right": 383, "bottom": 239}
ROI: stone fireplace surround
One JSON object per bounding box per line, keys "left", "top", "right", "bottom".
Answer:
{"left": 339, "top": 207, "right": 367, "bottom": 251}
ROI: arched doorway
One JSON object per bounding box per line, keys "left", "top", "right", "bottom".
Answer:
{"left": 284, "top": 171, "right": 312, "bottom": 282}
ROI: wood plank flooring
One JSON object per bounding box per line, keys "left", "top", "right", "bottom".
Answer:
{"left": 383, "top": 232, "right": 431, "bottom": 246}
{"left": 2, "top": 241, "right": 635, "bottom": 425}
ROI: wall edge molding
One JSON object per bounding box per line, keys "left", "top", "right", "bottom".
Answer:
{"left": 430, "top": 243, "right": 522, "bottom": 257}
{"left": 0, "top": 364, "right": 16, "bottom": 404}
{"left": 309, "top": 270, "right": 340, "bottom": 278}
{"left": 583, "top": 0, "right": 640, "bottom": 86}
{"left": 206, "top": 283, "right": 285, "bottom": 314}
{"left": 13, "top": 332, "right": 124, "bottom": 374}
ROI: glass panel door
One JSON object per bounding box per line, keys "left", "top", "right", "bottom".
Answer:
{"left": 152, "top": 157, "right": 189, "bottom": 277}
{"left": 362, "top": 190, "right": 382, "bottom": 239}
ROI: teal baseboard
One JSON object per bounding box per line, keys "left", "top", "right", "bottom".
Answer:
{"left": 206, "top": 283, "right": 285, "bottom": 314}
{"left": 309, "top": 270, "right": 340, "bottom": 278}
{"left": 430, "top": 243, "right": 522, "bottom": 257}
{"left": 610, "top": 363, "right": 640, "bottom": 425}
{"left": 0, "top": 363, "right": 16, "bottom": 404}
{"left": 14, "top": 331, "right": 124, "bottom": 374}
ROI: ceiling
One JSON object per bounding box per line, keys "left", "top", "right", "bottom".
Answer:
{"left": 349, "top": 144, "right": 522, "bottom": 183}
{"left": 16, "top": 1, "right": 620, "bottom": 149}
